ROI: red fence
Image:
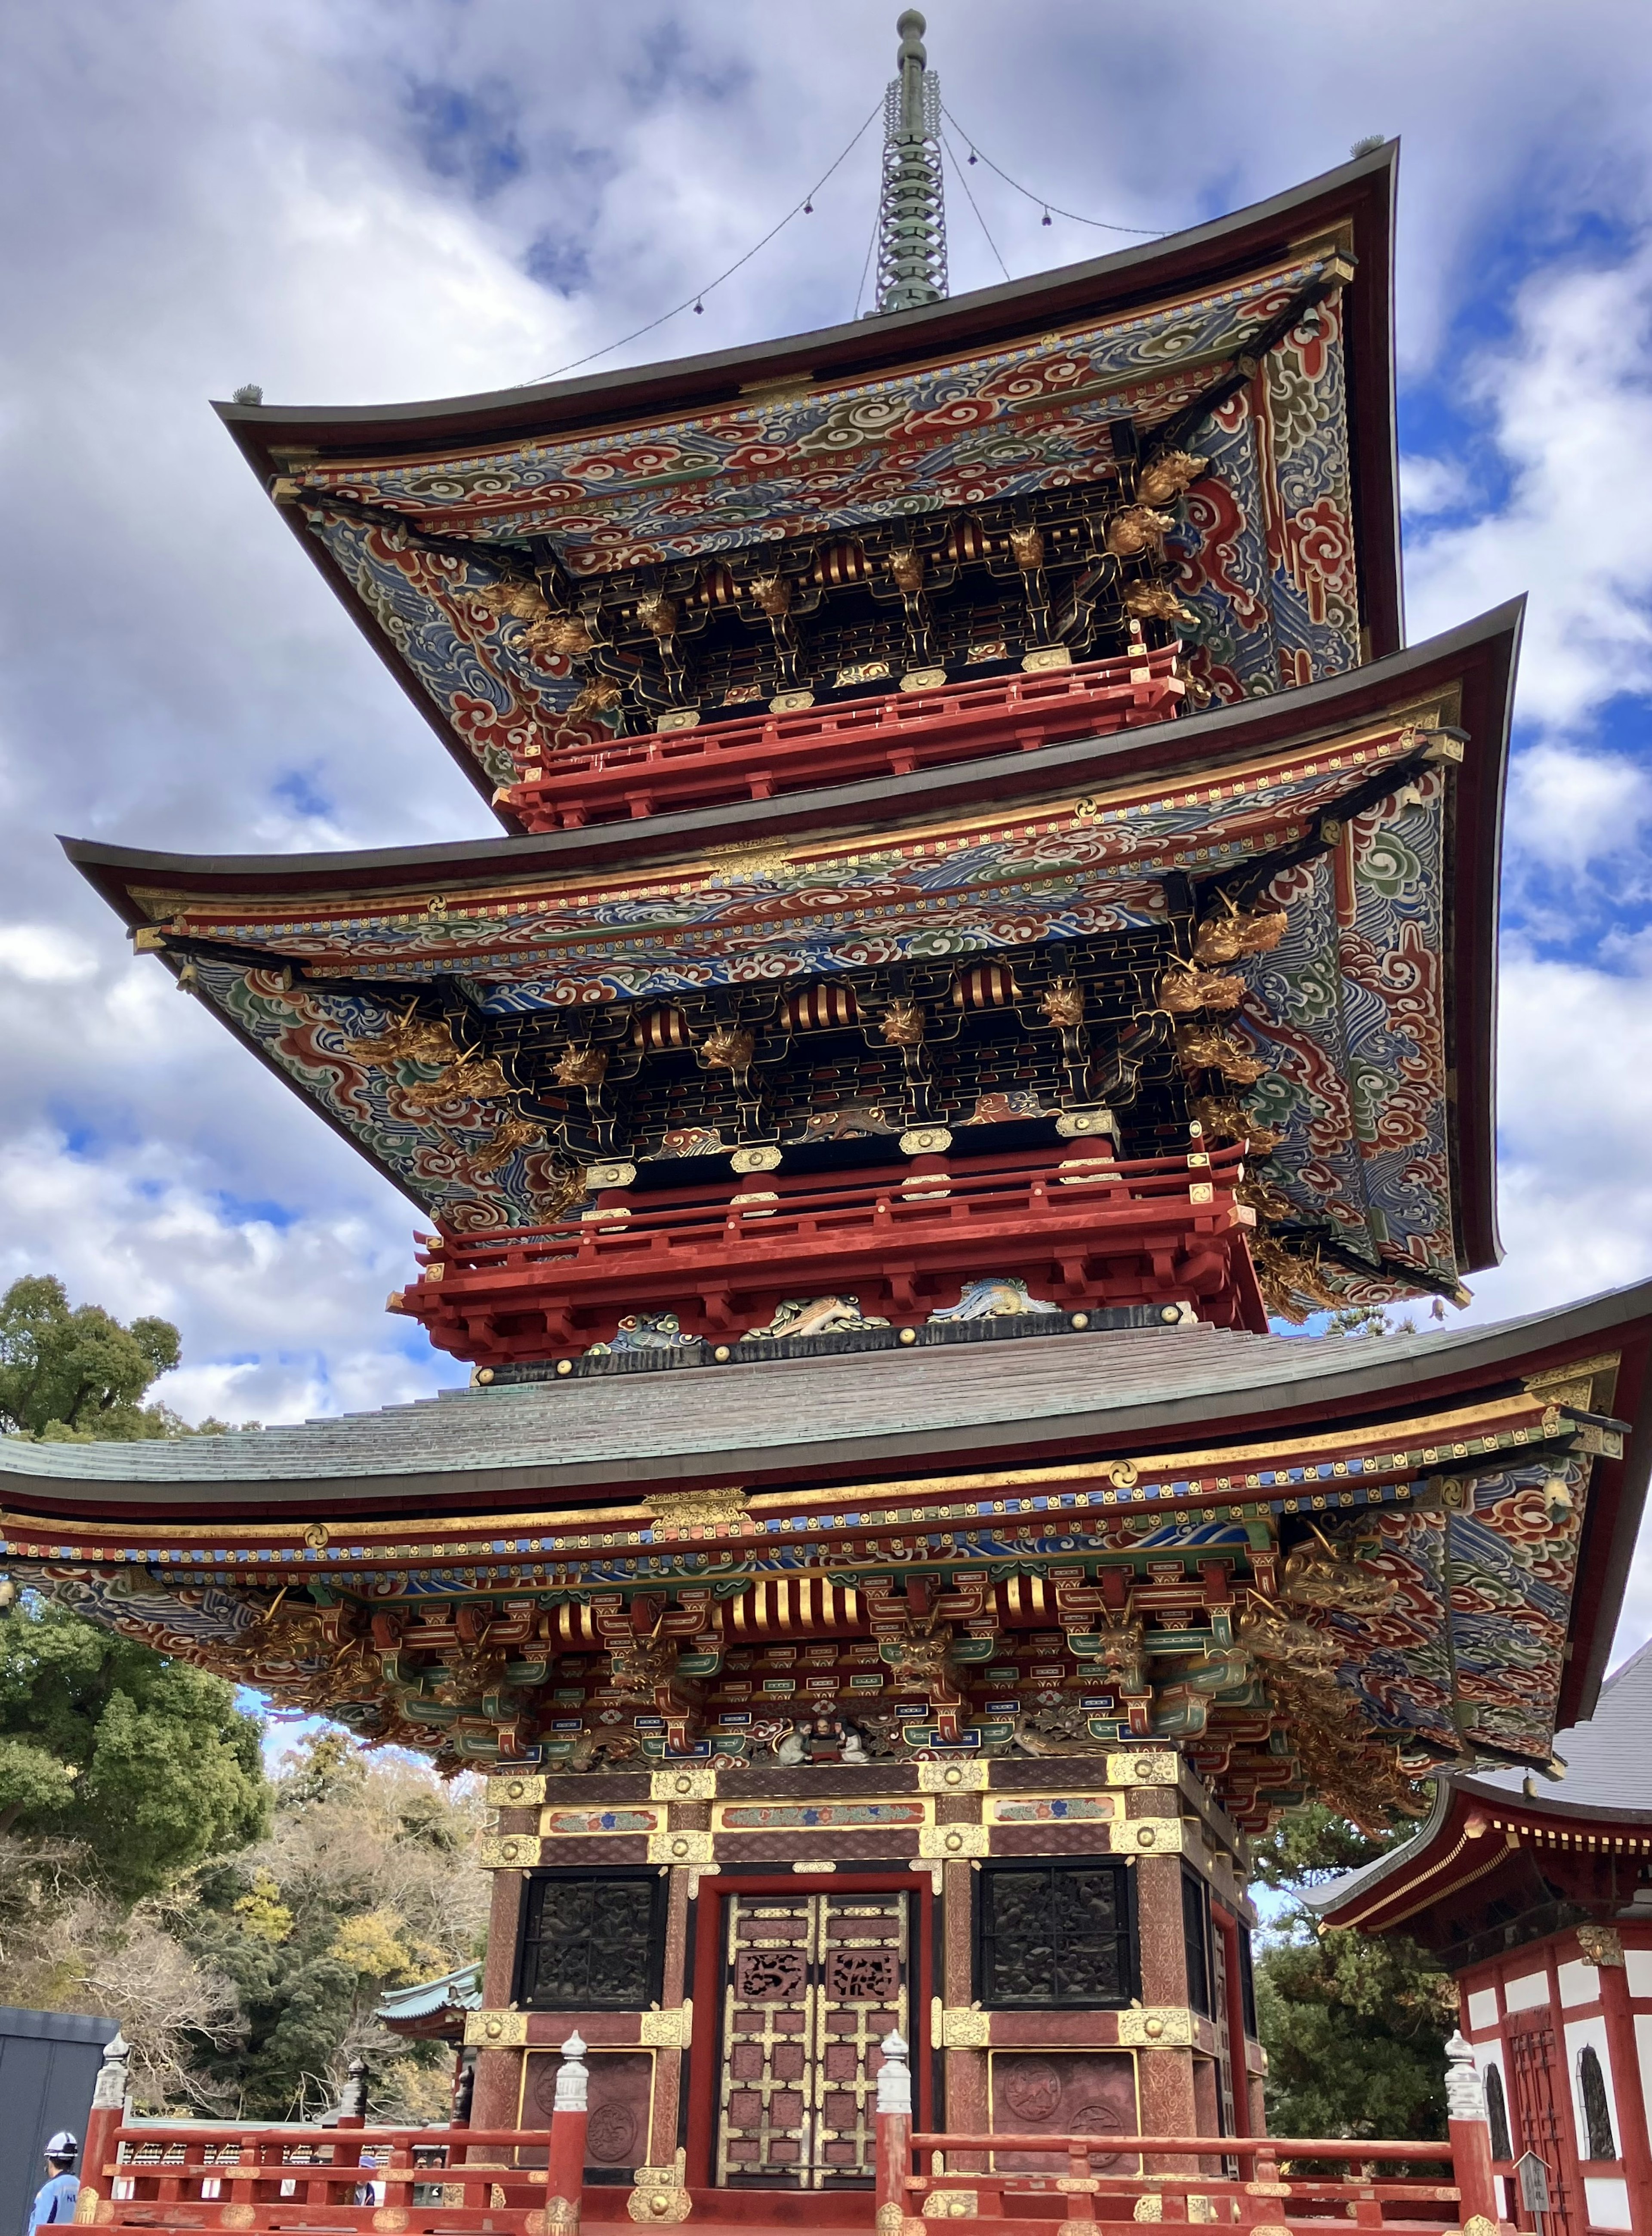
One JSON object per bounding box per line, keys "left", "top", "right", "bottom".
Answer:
{"left": 398, "top": 1142, "right": 1265, "bottom": 1360}
{"left": 499, "top": 646, "right": 1186, "bottom": 830}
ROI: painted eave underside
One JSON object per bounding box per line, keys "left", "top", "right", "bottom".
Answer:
{"left": 5, "top": 1277, "right": 1650, "bottom": 1720}
{"left": 213, "top": 148, "right": 1401, "bottom": 810}
{"left": 1309, "top": 1640, "right": 1652, "bottom": 1926}
{"left": 65, "top": 602, "right": 1519, "bottom": 1283}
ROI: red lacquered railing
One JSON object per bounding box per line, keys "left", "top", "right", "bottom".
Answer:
{"left": 902, "top": 2132, "right": 1469, "bottom": 2229}
{"left": 498, "top": 644, "right": 1186, "bottom": 830}
{"left": 83, "top": 2122, "right": 555, "bottom": 2236}
{"left": 398, "top": 1142, "right": 1265, "bottom": 1359}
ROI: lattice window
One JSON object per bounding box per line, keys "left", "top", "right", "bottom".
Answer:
{"left": 1182, "top": 1868, "right": 1213, "bottom": 2018}
{"left": 976, "top": 1862, "right": 1136, "bottom": 2008}
{"left": 1486, "top": 2062, "right": 1513, "bottom": 2162}
{"left": 517, "top": 1871, "right": 665, "bottom": 2010}
{"left": 1236, "top": 1920, "right": 1258, "bottom": 2039}
{"left": 1578, "top": 2045, "right": 1616, "bottom": 2162}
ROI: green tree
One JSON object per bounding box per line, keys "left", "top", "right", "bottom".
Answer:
{"left": 1253, "top": 1804, "right": 1457, "bottom": 2141}
{"left": 1248, "top": 1802, "right": 1392, "bottom": 1889}
{"left": 0, "top": 1595, "right": 269, "bottom": 1899}
{"left": 0, "top": 1275, "right": 181, "bottom": 1438}
{"left": 0, "top": 1274, "right": 256, "bottom": 1440}
{"left": 182, "top": 1734, "right": 487, "bottom": 2118}
{"left": 1257, "top": 1924, "right": 1458, "bottom": 2140}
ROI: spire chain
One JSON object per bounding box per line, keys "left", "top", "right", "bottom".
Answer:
{"left": 874, "top": 10, "right": 948, "bottom": 314}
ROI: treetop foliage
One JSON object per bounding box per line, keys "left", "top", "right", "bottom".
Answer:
{"left": 0, "top": 1274, "right": 255, "bottom": 1440}
{"left": 1246, "top": 1802, "right": 1395, "bottom": 1889}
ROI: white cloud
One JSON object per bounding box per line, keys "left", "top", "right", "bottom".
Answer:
{"left": 1504, "top": 743, "right": 1652, "bottom": 871}
{"left": 1406, "top": 245, "right": 1652, "bottom": 735}
{"left": 1399, "top": 454, "right": 1470, "bottom": 517}
{"left": 0, "top": 924, "right": 99, "bottom": 984}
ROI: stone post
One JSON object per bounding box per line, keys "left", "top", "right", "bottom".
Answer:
{"left": 1444, "top": 2030, "right": 1502, "bottom": 2231}
{"left": 546, "top": 2031, "right": 590, "bottom": 2235}
{"left": 875, "top": 2028, "right": 913, "bottom": 2230}
{"left": 73, "top": 2033, "right": 130, "bottom": 2223}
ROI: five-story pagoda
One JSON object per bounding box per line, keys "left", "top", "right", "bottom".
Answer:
{"left": 10, "top": 18, "right": 1652, "bottom": 2224}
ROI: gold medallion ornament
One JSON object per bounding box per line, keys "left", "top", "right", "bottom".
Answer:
{"left": 627, "top": 2151, "right": 692, "bottom": 2224}
{"left": 465, "top": 2009, "right": 529, "bottom": 2046}
{"left": 1116, "top": 2006, "right": 1198, "bottom": 2046}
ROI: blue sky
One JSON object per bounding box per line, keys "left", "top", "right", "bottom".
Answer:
{"left": 4, "top": 0, "right": 1652, "bottom": 1659}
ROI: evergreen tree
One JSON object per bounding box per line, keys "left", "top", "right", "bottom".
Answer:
{"left": 1252, "top": 1804, "right": 1457, "bottom": 2141}
{"left": 0, "top": 1595, "right": 268, "bottom": 1898}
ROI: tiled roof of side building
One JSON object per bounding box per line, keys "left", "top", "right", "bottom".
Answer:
{"left": 1307, "top": 1638, "right": 1652, "bottom": 1922}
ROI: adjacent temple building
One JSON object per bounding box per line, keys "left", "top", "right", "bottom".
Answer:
{"left": 11, "top": 18, "right": 1652, "bottom": 2235}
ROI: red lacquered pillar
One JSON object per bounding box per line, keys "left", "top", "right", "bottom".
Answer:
{"left": 1598, "top": 1954, "right": 1652, "bottom": 2236}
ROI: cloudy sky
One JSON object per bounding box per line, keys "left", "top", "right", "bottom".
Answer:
{"left": 5, "top": 0, "right": 1652, "bottom": 1658}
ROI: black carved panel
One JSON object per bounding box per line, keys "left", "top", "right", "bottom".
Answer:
{"left": 977, "top": 1862, "right": 1134, "bottom": 2009}
{"left": 518, "top": 1872, "right": 665, "bottom": 2010}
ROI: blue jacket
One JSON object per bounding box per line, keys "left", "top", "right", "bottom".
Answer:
{"left": 29, "top": 2174, "right": 80, "bottom": 2233}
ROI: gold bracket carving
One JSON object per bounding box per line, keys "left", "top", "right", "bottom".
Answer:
{"left": 465, "top": 2009, "right": 529, "bottom": 2047}
{"left": 652, "top": 1766, "right": 718, "bottom": 1802}
{"left": 648, "top": 1829, "right": 714, "bottom": 1865}
{"left": 918, "top": 1761, "right": 988, "bottom": 1793}
{"left": 640, "top": 2000, "right": 694, "bottom": 2048}
{"left": 922, "top": 2194, "right": 978, "bottom": 2218}
{"left": 480, "top": 1835, "right": 542, "bottom": 1869}
{"left": 488, "top": 1773, "right": 549, "bottom": 1808}
{"left": 1577, "top": 1923, "right": 1625, "bottom": 1967}
{"left": 1116, "top": 2006, "right": 1196, "bottom": 2047}
{"left": 644, "top": 1485, "right": 749, "bottom": 1532}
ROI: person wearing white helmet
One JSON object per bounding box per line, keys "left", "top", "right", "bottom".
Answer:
{"left": 28, "top": 2136, "right": 80, "bottom": 2233}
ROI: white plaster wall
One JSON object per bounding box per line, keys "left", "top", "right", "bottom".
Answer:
{"left": 1467, "top": 1986, "right": 1500, "bottom": 2031}
{"left": 1505, "top": 1970, "right": 1551, "bottom": 2012}
{"left": 1626, "top": 1948, "right": 1652, "bottom": 1999}
{"left": 1563, "top": 2011, "right": 1618, "bottom": 2163}
{"left": 1558, "top": 1958, "right": 1601, "bottom": 2008}
{"left": 1584, "top": 2176, "right": 1632, "bottom": 2230}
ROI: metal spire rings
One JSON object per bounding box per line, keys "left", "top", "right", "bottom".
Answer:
{"left": 874, "top": 10, "right": 948, "bottom": 314}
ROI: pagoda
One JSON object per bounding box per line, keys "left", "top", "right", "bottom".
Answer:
{"left": 9, "top": 18, "right": 1652, "bottom": 2229}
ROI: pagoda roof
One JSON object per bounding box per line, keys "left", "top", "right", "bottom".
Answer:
{"left": 65, "top": 602, "right": 1519, "bottom": 1297}
{"left": 5, "top": 1277, "right": 1649, "bottom": 1737}
{"left": 1310, "top": 1638, "right": 1652, "bottom": 1933}
{"left": 213, "top": 147, "right": 1401, "bottom": 811}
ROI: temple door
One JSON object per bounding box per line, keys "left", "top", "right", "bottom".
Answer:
{"left": 1506, "top": 2013, "right": 1577, "bottom": 2236}
{"left": 716, "top": 1887, "right": 909, "bottom": 2189}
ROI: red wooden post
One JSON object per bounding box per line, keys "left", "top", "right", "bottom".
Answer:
{"left": 74, "top": 2032, "right": 130, "bottom": 2222}
{"left": 875, "top": 2029, "right": 913, "bottom": 2229}
{"left": 1445, "top": 2031, "right": 1504, "bottom": 2229}
{"left": 1597, "top": 1945, "right": 1652, "bottom": 2236}
{"left": 546, "top": 2030, "right": 590, "bottom": 2234}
